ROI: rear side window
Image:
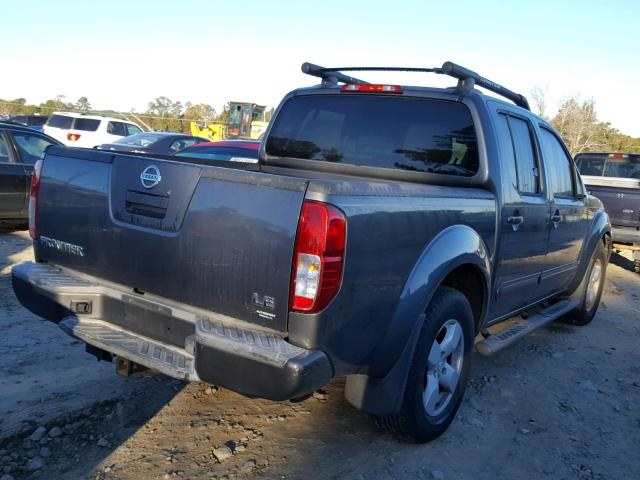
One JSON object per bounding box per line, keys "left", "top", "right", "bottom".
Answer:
{"left": 107, "top": 122, "right": 127, "bottom": 136}
{"left": 266, "top": 95, "right": 479, "bottom": 177}
{"left": 74, "top": 118, "right": 100, "bottom": 131}
{"left": 47, "top": 115, "right": 73, "bottom": 129}
{"left": 508, "top": 116, "right": 540, "bottom": 194}
{"left": 540, "top": 128, "right": 574, "bottom": 197}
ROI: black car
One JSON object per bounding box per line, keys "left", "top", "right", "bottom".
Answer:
{"left": 0, "top": 122, "right": 61, "bottom": 228}
{"left": 96, "top": 132, "right": 208, "bottom": 155}
{"left": 8, "top": 114, "right": 50, "bottom": 132}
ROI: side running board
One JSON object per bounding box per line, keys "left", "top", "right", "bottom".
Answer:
{"left": 476, "top": 299, "right": 579, "bottom": 356}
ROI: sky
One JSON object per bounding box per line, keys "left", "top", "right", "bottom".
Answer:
{"left": 1, "top": 0, "right": 639, "bottom": 136}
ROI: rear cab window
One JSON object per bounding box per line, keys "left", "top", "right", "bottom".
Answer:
{"left": 265, "top": 95, "right": 479, "bottom": 177}
{"left": 576, "top": 153, "right": 640, "bottom": 179}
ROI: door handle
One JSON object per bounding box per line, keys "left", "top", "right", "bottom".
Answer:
{"left": 550, "top": 210, "right": 562, "bottom": 228}
{"left": 507, "top": 215, "right": 524, "bottom": 231}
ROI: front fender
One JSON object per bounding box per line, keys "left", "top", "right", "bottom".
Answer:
{"left": 345, "top": 224, "right": 490, "bottom": 415}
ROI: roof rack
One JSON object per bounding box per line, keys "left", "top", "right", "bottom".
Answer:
{"left": 301, "top": 61, "right": 530, "bottom": 111}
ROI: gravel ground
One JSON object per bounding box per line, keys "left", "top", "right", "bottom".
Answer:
{"left": 1, "top": 229, "right": 639, "bottom": 480}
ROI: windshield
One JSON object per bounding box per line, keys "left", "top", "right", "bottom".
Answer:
{"left": 576, "top": 154, "right": 640, "bottom": 179}
{"left": 114, "top": 133, "right": 165, "bottom": 147}
{"left": 265, "top": 95, "right": 479, "bottom": 177}
{"left": 252, "top": 106, "right": 266, "bottom": 122}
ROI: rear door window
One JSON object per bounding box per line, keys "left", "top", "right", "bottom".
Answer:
{"left": 12, "top": 132, "right": 57, "bottom": 164}
{"left": 0, "top": 134, "right": 13, "bottom": 163}
{"left": 73, "top": 118, "right": 100, "bottom": 131}
{"left": 265, "top": 95, "right": 479, "bottom": 177}
{"left": 47, "top": 115, "right": 73, "bottom": 129}
{"left": 540, "top": 128, "right": 574, "bottom": 197}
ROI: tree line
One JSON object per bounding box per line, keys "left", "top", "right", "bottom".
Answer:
{"left": 1, "top": 92, "right": 639, "bottom": 155}
{"left": 0, "top": 96, "right": 230, "bottom": 133}
{"left": 530, "top": 87, "right": 639, "bottom": 155}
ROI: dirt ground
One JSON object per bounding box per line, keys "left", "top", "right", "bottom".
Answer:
{"left": 1, "top": 229, "right": 639, "bottom": 480}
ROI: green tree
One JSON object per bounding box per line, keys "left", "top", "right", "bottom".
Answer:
{"left": 76, "top": 97, "right": 91, "bottom": 112}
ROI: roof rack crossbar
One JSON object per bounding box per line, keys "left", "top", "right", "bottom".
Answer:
{"left": 440, "top": 62, "right": 530, "bottom": 110}
{"left": 300, "top": 61, "right": 530, "bottom": 111}
{"left": 301, "top": 62, "right": 369, "bottom": 86}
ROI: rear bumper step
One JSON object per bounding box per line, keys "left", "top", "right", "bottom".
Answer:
{"left": 12, "top": 261, "right": 333, "bottom": 401}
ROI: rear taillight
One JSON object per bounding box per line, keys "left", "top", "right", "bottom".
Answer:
{"left": 28, "top": 159, "right": 43, "bottom": 239}
{"left": 290, "top": 201, "right": 346, "bottom": 313}
{"left": 67, "top": 133, "right": 81, "bottom": 141}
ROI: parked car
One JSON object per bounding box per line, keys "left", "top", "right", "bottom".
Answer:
{"left": 96, "top": 132, "right": 209, "bottom": 155}
{"left": 12, "top": 61, "right": 611, "bottom": 443}
{"left": 7, "top": 114, "right": 50, "bottom": 132}
{"left": 575, "top": 152, "right": 640, "bottom": 271}
{"left": 0, "top": 121, "right": 61, "bottom": 228}
{"left": 43, "top": 112, "right": 143, "bottom": 148}
{"left": 176, "top": 140, "right": 260, "bottom": 163}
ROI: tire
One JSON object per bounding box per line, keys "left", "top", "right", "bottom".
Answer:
{"left": 376, "top": 286, "right": 474, "bottom": 443}
{"left": 565, "top": 240, "right": 608, "bottom": 326}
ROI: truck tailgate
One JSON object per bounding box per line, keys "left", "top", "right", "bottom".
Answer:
{"left": 36, "top": 147, "right": 307, "bottom": 332}
{"left": 584, "top": 176, "right": 640, "bottom": 228}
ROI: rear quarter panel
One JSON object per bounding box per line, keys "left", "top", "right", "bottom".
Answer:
{"left": 288, "top": 179, "right": 496, "bottom": 376}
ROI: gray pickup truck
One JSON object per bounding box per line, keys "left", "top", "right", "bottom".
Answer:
{"left": 12, "top": 62, "right": 611, "bottom": 442}
{"left": 575, "top": 152, "right": 640, "bottom": 271}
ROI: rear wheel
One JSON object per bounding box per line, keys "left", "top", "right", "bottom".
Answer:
{"left": 565, "top": 241, "right": 608, "bottom": 326}
{"left": 376, "top": 286, "right": 474, "bottom": 443}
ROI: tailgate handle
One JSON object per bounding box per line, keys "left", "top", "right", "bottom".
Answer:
{"left": 125, "top": 190, "right": 168, "bottom": 219}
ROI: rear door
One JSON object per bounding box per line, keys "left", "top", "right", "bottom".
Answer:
{"left": 0, "top": 131, "right": 27, "bottom": 220}
{"left": 538, "top": 127, "right": 589, "bottom": 295}
{"left": 491, "top": 112, "right": 550, "bottom": 318}
{"left": 9, "top": 131, "right": 59, "bottom": 217}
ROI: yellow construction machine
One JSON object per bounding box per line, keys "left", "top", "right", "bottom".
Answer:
{"left": 190, "top": 101, "right": 268, "bottom": 142}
